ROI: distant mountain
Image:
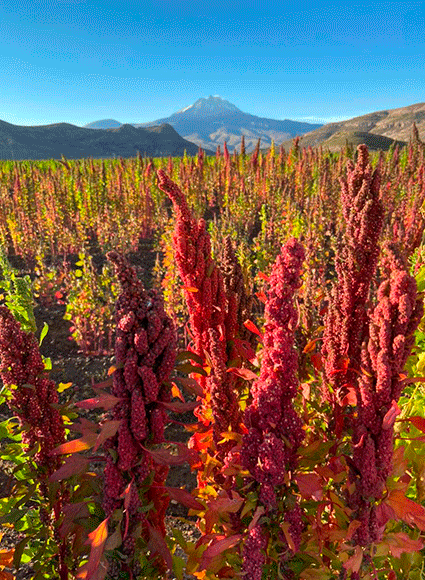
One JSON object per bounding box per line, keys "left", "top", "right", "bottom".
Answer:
{"left": 132, "top": 96, "right": 322, "bottom": 152}
{"left": 278, "top": 103, "right": 425, "bottom": 151}
{"left": 84, "top": 119, "right": 122, "bottom": 129}
{"left": 0, "top": 121, "right": 210, "bottom": 160}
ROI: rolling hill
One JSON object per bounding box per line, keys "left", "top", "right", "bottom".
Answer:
{"left": 0, "top": 121, "right": 209, "bottom": 160}
{"left": 279, "top": 102, "right": 425, "bottom": 151}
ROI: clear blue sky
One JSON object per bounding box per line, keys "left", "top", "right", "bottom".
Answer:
{"left": 1, "top": 0, "right": 424, "bottom": 127}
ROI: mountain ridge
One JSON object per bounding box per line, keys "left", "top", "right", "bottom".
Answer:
{"left": 84, "top": 96, "right": 322, "bottom": 152}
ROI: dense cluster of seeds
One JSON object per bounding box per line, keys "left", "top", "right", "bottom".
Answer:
{"left": 102, "top": 251, "right": 176, "bottom": 572}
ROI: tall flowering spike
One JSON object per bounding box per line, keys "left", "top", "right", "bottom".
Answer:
{"left": 348, "top": 243, "right": 424, "bottom": 546}
{"left": 0, "top": 305, "right": 65, "bottom": 475}
{"left": 223, "top": 141, "right": 230, "bottom": 164}
{"left": 103, "top": 251, "right": 177, "bottom": 571}
{"left": 218, "top": 236, "right": 255, "bottom": 347}
{"left": 241, "top": 239, "right": 305, "bottom": 566}
{"left": 157, "top": 170, "right": 245, "bottom": 452}
{"left": 322, "top": 144, "right": 384, "bottom": 412}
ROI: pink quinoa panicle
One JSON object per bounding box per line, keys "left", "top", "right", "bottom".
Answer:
{"left": 240, "top": 238, "right": 305, "bottom": 565}
{"left": 0, "top": 305, "right": 65, "bottom": 476}
{"left": 322, "top": 144, "right": 384, "bottom": 412}
{"left": 157, "top": 170, "right": 248, "bottom": 453}
{"left": 104, "top": 251, "right": 177, "bottom": 569}
{"left": 0, "top": 306, "right": 69, "bottom": 580}
{"left": 242, "top": 524, "right": 268, "bottom": 580}
{"left": 348, "top": 243, "right": 423, "bottom": 545}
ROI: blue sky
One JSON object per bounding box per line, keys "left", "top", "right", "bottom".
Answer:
{"left": 1, "top": 0, "right": 424, "bottom": 127}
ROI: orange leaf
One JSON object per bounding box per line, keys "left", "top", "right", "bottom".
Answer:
{"left": 0, "top": 548, "right": 14, "bottom": 568}
{"left": 385, "top": 489, "right": 425, "bottom": 530}
{"left": 303, "top": 338, "right": 321, "bottom": 354}
{"left": 171, "top": 383, "right": 185, "bottom": 402}
{"left": 52, "top": 433, "right": 97, "bottom": 455}
{"left": 0, "top": 571, "right": 14, "bottom": 580}
{"left": 184, "top": 286, "right": 199, "bottom": 293}
{"left": 280, "top": 522, "right": 296, "bottom": 552}
{"left": 78, "top": 517, "right": 109, "bottom": 580}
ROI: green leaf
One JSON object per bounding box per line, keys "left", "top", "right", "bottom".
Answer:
{"left": 0, "top": 506, "right": 28, "bottom": 524}
{"left": 39, "top": 322, "right": 49, "bottom": 346}
{"left": 13, "top": 536, "right": 30, "bottom": 569}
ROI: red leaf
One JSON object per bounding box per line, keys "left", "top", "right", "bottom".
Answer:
{"left": 310, "top": 352, "right": 323, "bottom": 372}
{"left": 233, "top": 338, "right": 257, "bottom": 363}
{"left": 255, "top": 290, "right": 267, "bottom": 304}
{"left": 205, "top": 496, "right": 244, "bottom": 534}
{"left": 243, "top": 319, "right": 263, "bottom": 340}
{"left": 382, "top": 400, "right": 401, "bottom": 430}
{"left": 257, "top": 271, "right": 269, "bottom": 282}
{"left": 295, "top": 472, "right": 324, "bottom": 501}
{"left": 174, "top": 377, "right": 203, "bottom": 397}
{"left": 226, "top": 367, "right": 258, "bottom": 381}
{"left": 199, "top": 535, "right": 242, "bottom": 570}
{"left": 120, "top": 479, "right": 134, "bottom": 539}
{"left": 93, "top": 376, "right": 114, "bottom": 387}
{"left": 94, "top": 420, "right": 121, "bottom": 452}
{"left": 143, "top": 442, "right": 197, "bottom": 466}
{"left": 165, "top": 486, "right": 204, "bottom": 510}
{"left": 385, "top": 532, "right": 423, "bottom": 558}
{"left": 59, "top": 502, "right": 90, "bottom": 538}
{"left": 406, "top": 415, "right": 425, "bottom": 433}
{"left": 49, "top": 453, "right": 90, "bottom": 482}
{"left": 75, "top": 393, "right": 121, "bottom": 411}
{"left": 248, "top": 506, "right": 265, "bottom": 531}
{"left": 69, "top": 417, "right": 99, "bottom": 435}
{"left": 343, "top": 546, "right": 363, "bottom": 573}
{"left": 158, "top": 400, "right": 199, "bottom": 413}
{"left": 341, "top": 386, "right": 357, "bottom": 406}
{"left": 146, "top": 522, "right": 173, "bottom": 570}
